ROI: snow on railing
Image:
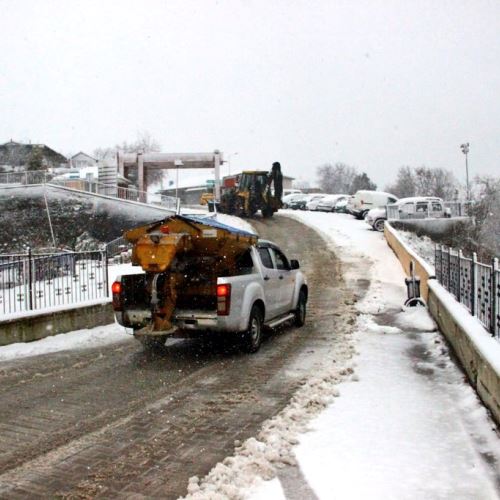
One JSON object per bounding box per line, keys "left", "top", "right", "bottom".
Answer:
{"left": 0, "top": 249, "right": 108, "bottom": 318}
{"left": 435, "top": 245, "right": 499, "bottom": 339}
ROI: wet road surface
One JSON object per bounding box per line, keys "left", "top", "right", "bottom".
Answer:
{"left": 0, "top": 215, "right": 361, "bottom": 499}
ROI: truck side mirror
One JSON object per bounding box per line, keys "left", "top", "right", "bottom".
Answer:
{"left": 290, "top": 259, "right": 300, "bottom": 270}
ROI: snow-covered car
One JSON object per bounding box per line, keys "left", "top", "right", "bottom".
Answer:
{"left": 387, "top": 197, "right": 450, "bottom": 220}
{"left": 347, "top": 190, "right": 398, "bottom": 219}
{"left": 282, "top": 193, "right": 306, "bottom": 208}
{"left": 305, "top": 194, "right": 328, "bottom": 211}
{"left": 317, "top": 194, "right": 349, "bottom": 212}
{"left": 288, "top": 194, "right": 312, "bottom": 210}
{"left": 365, "top": 207, "right": 387, "bottom": 231}
{"left": 366, "top": 196, "right": 450, "bottom": 231}
{"left": 333, "top": 197, "right": 349, "bottom": 213}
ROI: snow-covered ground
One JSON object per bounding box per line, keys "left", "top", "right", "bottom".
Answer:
{"left": 186, "top": 211, "right": 500, "bottom": 499}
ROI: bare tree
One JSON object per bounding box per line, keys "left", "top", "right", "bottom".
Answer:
{"left": 317, "top": 162, "right": 357, "bottom": 194}
{"left": 386, "top": 165, "right": 458, "bottom": 200}
{"left": 385, "top": 166, "right": 416, "bottom": 198}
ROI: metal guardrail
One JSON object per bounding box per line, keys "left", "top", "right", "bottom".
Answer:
{"left": 105, "top": 236, "right": 132, "bottom": 259}
{"left": 0, "top": 171, "right": 180, "bottom": 212}
{"left": 435, "top": 245, "right": 499, "bottom": 339}
{"left": 0, "top": 250, "right": 108, "bottom": 317}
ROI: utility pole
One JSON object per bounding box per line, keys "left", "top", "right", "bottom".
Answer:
{"left": 460, "top": 143, "right": 470, "bottom": 201}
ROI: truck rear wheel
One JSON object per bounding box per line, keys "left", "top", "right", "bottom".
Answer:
{"left": 135, "top": 334, "right": 167, "bottom": 351}
{"left": 241, "top": 305, "right": 263, "bottom": 353}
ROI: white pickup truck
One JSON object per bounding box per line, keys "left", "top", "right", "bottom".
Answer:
{"left": 112, "top": 239, "right": 308, "bottom": 353}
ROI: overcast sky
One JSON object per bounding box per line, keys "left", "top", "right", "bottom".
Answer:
{"left": 1, "top": 0, "right": 499, "bottom": 188}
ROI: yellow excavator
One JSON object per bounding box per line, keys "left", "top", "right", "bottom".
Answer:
{"left": 219, "top": 163, "right": 283, "bottom": 217}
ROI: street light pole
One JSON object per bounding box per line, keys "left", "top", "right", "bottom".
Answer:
{"left": 460, "top": 143, "right": 470, "bottom": 201}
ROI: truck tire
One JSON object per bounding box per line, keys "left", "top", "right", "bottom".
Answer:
{"left": 241, "top": 305, "right": 263, "bottom": 353}
{"left": 294, "top": 289, "right": 307, "bottom": 327}
{"left": 373, "top": 218, "right": 385, "bottom": 232}
{"left": 136, "top": 334, "right": 167, "bottom": 351}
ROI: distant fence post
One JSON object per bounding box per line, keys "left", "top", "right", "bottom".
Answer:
{"left": 471, "top": 252, "right": 478, "bottom": 316}
{"left": 457, "top": 249, "right": 462, "bottom": 305}
{"left": 492, "top": 257, "right": 499, "bottom": 338}
{"left": 27, "top": 247, "right": 33, "bottom": 311}
{"left": 104, "top": 249, "right": 109, "bottom": 298}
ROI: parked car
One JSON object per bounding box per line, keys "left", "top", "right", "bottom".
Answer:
{"left": 365, "top": 207, "right": 387, "bottom": 232}
{"left": 347, "top": 190, "right": 398, "bottom": 219}
{"left": 306, "top": 194, "right": 328, "bottom": 211}
{"left": 388, "top": 197, "right": 450, "bottom": 220}
{"left": 333, "top": 197, "right": 349, "bottom": 213}
{"left": 282, "top": 193, "right": 306, "bottom": 208}
{"left": 288, "top": 194, "right": 312, "bottom": 210}
{"left": 317, "top": 194, "right": 349, "bottom": 212}
{"left": 365, "top": 196, "right": 449, "bottom": 231}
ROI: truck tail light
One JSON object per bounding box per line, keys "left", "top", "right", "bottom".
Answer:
{"left": 216, "top": 283, "right": 231, "bottom": 316}
{"left": 111, "top": 281, "right": 123, "bottom": 311}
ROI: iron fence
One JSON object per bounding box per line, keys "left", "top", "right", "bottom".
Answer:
{"left": 0, "top": 171, "right": 52, "bottom": 186}
{"left": 0, "top": 249, "right": 108, "bottom": 317}
{"left": 435, "top": 245, "right": 499, "bottom": 339}
{"left": 105, "top": 236, "right": 132, "bottom": 260}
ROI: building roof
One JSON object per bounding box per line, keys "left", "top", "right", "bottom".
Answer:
{"left": 0, "top": 140, "right": 67, "bottom": 166}
{"left": 70, "top": 151, "right": 97, "bottom": 161}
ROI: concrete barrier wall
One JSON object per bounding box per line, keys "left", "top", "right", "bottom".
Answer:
{"left": 384, "top": 222, "right": 435, "bottom": 302}
{"left": 384, "top": 222, "right": 500, "bottom": 426}
{"left": 428, "top": 281, "right": 500, "bottom": 426}
{"left": 0, "top": 302, "right": 114, "bottom": 346}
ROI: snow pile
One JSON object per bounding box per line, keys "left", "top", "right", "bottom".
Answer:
{"left": 394, "top": 306, "right": 437, "bottom": 332}
{"left": 182, "top": 347, "right": 356, "bottom": 499}
{"left": 395, "top": 230, "right": 436, "bottom": 269}
{"left": 0, "top": 323, "right": 129, "bottom": 362}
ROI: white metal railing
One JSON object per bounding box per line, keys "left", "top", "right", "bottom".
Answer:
{"left": 0, "top": 170, "right": 180, "bottom": 212}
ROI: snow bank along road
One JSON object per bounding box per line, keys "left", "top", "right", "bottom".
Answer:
{"left": 0, "top": 216, "right": 362, "bottom": 499}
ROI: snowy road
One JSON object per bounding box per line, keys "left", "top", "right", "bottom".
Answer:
{"left": 0, "top": 216, "right": 360, "bottom": 499}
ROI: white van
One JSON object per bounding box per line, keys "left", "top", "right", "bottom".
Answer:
{"left": 347, "top": 190, "right": 398, "bottom": 219}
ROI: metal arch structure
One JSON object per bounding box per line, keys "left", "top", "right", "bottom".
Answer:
{"left": 117, "top": 150, "right": 224, "bottom": 199}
